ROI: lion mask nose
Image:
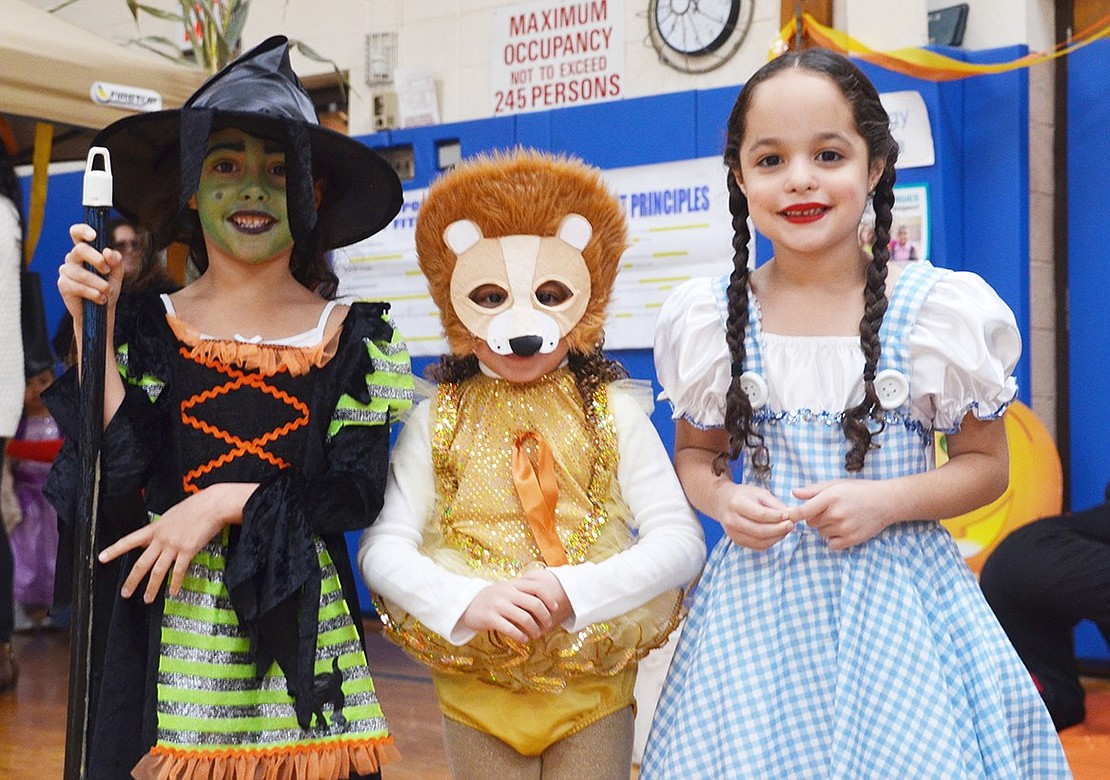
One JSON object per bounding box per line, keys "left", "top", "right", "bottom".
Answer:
{"left": 509, "top": 335, "right": 544, "bottom": 356}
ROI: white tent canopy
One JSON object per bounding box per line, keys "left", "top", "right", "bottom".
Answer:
{"left": 1, "top": 0, "right": 204, "bottom": 134}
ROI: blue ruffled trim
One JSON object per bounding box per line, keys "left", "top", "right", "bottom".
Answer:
{"left": 752, "top": 407, "right": 933, "bottom": 444}
{"left": 934, "top": 395, "right": 1016, "bottom": 435}
{"left": 678, "top": 409, "right": 726, "bottom": 431}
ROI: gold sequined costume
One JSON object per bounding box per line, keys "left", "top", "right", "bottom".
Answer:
{"left": 375, "top": 369, "right": 683, "bottom": 753}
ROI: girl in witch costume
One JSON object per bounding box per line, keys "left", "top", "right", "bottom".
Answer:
{"left": 359, "top": 150, "right": 705, "bottom": 779}
{"left": 46, "top": 37, "right": 412, "bottom": 780}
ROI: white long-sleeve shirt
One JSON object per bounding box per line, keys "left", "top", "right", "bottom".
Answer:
{"left": 359, "top": 382, "right": 706, "bottom": 645}
{"left": 0, "top": 196, "right": 25, "bottom": 438}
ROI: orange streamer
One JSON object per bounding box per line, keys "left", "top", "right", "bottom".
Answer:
{"left": 511, "top": 431, "right": 568, "bottom": 567}
{"left": 778, "top": 11, "right": 1110, "bottom": 82}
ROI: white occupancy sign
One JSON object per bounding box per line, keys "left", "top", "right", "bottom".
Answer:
{"left": 491, "top": 0, "right": 625, "bottom": 116}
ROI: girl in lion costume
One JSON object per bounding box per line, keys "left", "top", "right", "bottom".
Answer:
{"left": 359, "top": 149, "right": 704, "bottom": 778}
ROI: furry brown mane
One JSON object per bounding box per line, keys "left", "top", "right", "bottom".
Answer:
{"left": 414, "top": 148, "right": 628, "bottom": 355}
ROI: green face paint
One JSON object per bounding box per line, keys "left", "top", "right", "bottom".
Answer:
{"left": 195, "top": 127, "right": 293, "bottom": 265}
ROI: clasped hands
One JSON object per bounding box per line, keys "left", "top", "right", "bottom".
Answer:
{"left": 457, "top": 568, "right": 573, "bottom": 645}
{"left": 717, "top": 478, "right": 897, "bottom": 552}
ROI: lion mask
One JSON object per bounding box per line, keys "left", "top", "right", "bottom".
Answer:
{"left": 414, "top": 149, "right": 628, "bottom": 357}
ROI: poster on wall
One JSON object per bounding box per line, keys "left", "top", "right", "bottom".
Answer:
{"left": 331, "top": 156, "right": 735, "bottom": 355}
{"left": 490, "top": 0, "right": 625, "bottom": 116}
{"left": 602, "top": 156, "right": 734, "bottom": 349}
{"left": 393, "top": 67, "right": 441, "bottom": 128}
{"left": 890, "top": 184, "right": 929, "bottom": 262}
{"left": 860, "top": 184, "right": 930, "bottom": 262}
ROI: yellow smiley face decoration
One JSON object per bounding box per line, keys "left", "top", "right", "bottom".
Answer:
{"left": 938, "top": 400, "right": 1062, "bottom": 574}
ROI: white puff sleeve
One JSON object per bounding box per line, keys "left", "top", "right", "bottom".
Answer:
{"left": 653, "top": 278, "right": 731, "bottom": 429}
{"left": 909, "top": 271, "right": 1021, "bottom": 432}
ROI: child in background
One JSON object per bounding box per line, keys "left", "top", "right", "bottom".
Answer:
{"left": 360, "top": 150, "right": 705, "bottom": 779}
{"left": 47, "top": 37, "right": 411, "bottom": 779}
{"left": 7, "top": 363, "right": 62, "bottom": 630}
{"left": 889, "top": 223, "right": 920, "bottom": 260}
{"left": 641, "top": 48, "right": 1069, "bottom": 778}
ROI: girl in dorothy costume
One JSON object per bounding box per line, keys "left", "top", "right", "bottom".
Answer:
{"left": 640, "top": 48, "right": 1070, "bottom": 778}
{"left": 47, "top": 37, "right": 412, "bottom": 779}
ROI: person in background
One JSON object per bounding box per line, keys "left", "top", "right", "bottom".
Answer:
{"left": 981, "top": 491, "right": 1110, "bottom": 731}
{"left": 0, "top": 143, "right": 26, "bottom": 693}
{"left": 53, "top": 215, "right": 179, "bottom": 367}
{"left": 889, "top": 223, "right": 920, "bottom": 261}
{"left": 7, "top": 359, "right": 62, "bottom": 632}
{"left": 857, "top": 218, "right": 876, "bottom": 257}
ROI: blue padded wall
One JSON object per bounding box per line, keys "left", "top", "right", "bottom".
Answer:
{"left": 1068, "top": 39, "right": 1110, "bottom": 512}
{"left": 1066, "top": 39, "right": 1110, "bottom": 663}
{"left": 21, "top": 168, "right": 86, "bottom": 358}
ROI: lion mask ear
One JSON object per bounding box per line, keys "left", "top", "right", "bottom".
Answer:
{"left": 444, "top": 219, "right": 483, "bottom": 254}
{"left": 557, "top": 214, "right": 591, "bottom": 251}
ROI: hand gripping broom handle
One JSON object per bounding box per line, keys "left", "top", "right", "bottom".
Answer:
{"left": 64, "top": 147, "right": 112, "bottom": 780}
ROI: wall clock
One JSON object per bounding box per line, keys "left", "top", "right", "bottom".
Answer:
{"left": 648, "top": 0, "right": 754, "bottom": 73}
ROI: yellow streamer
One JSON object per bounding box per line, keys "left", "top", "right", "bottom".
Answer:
{"left": 778, "top": 12, "right": 1110, "bottom": 81}
{"left": 25, "top": 122, "right": 53, "bottom": 268}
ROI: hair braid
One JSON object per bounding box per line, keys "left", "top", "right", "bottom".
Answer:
{"left": 568, "top": 346, "right": 629, "bottom": 428}
{"left": 426, "top": 353, "right": 480, "bottom": 385}
{"left": 842, "top": 149, "right": 898, "bottom": 471}
{"left": 717, "top": 172, "right": 769, "bottom": 478}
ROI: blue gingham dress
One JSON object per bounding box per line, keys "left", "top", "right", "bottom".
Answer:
{"left": 641, "top": 262, "right": 1070, "bottom": 779}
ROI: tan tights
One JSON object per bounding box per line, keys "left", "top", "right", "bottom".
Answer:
{"left": 441, "top": 706, "right": 634, "bottom": 780}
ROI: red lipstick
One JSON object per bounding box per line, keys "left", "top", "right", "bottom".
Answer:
{"left": 780, "top": 203, "right": 829, "bottom": 224}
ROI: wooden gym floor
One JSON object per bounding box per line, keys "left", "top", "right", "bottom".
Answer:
{"left": 5, "top": 621, "right": 1101, "bottom": 778}
{"left": 0, "top": 621, "right": 452, "bottom": 779}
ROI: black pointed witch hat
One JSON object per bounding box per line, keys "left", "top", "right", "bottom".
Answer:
{"left": 91, "top": 36, "right": 402, "bottom": 251}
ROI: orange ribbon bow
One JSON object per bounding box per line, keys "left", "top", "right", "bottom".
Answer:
{"left": 511, "top": 431, "right": 569, "bottom": 567}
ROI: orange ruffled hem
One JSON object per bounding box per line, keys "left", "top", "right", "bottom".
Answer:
{"left": 132, "top": 738, "right": 400, "bottom": 780}
{"left": 165, "top": 313, "right": 343, "bottom": 377}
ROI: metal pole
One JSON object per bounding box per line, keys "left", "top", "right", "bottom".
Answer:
{"left": 64, "top": 147, "right": 112, "bottom": 780}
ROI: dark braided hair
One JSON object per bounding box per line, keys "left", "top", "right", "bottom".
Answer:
{"left": 720, "top": 48, "right": 900, "bottom": 477}
{"left": 427, "top": 345, "right": 628, "bottom": 430}
{"left": 715, "top": 171, "right": 769, "bottom": 477}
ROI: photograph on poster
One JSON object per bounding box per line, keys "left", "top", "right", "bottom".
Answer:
{"left": 859, "top": 184, "right": 929, "bottom": 262}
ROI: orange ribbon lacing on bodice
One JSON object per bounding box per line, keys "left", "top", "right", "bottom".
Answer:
{"left": 511, "top": 431, "right": 569, "bottom": 567}
{"left": 179, "top": 347, "right": 310, "bottom": 495}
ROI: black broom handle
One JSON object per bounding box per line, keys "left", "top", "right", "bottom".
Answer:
{"left": 64, "top": 147, "right": 112, "bottom": 780}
